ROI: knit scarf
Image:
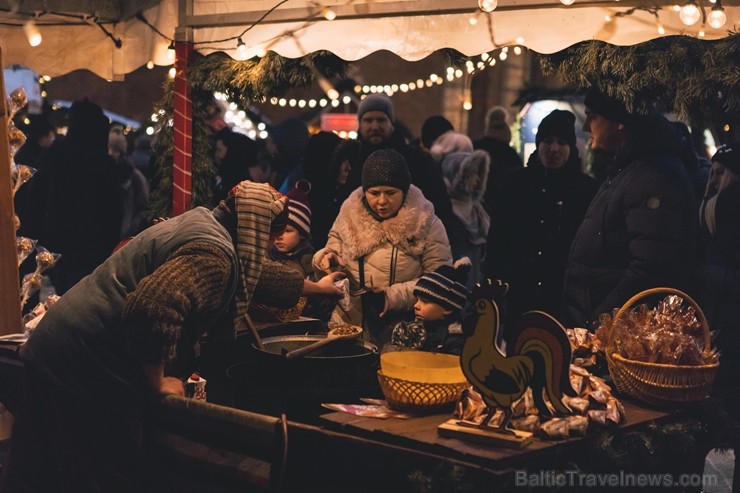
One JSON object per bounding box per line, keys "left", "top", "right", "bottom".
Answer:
{"left": 232, "top": 181, "right": 286, "bottom": 332}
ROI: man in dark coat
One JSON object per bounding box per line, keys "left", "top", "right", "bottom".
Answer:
{"left": 344, "top": 94, "right": 456, "bottom": 236}
{"left": 473, "top": 105, "right": 523, "bottom": 210}
{"left": 561, "top": 88, "right": 698, "bottom": 328}
{"left": 18, "top": 99, "right": 124, "bottom": 294}
{"left": 485, "top": 110, "right": 597, "bottom": 339}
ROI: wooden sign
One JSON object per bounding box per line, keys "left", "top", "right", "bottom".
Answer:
{"left": 0, "top": 47, "right": 24, "bottom": 335}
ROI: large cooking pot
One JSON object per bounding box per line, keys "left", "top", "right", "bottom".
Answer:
{"left": 227, "top": 335, "right": 380, "bottom": 420}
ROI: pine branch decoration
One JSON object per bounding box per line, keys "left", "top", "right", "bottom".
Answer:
{"left": 538, "top": 34, "right": 740, "bottom": 126}
{"left": 148, "top": 50, "right": 350, "bottom": 217}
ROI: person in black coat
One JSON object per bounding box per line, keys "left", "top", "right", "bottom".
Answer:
{"left": 344, "top": 94, "right": 456, "bottom": 237}
{"left": 485, "top": 110, "right": 597, "bottom": 339}
{"left": 473, "top": 106, "right": 523, "bottom": 210}
{"left": 18, "top": 99, "right": 124, "bottom": 295}
{"left": 562, "top": 88, "right": 698, "bottom": 328}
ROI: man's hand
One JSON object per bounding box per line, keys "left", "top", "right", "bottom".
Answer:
{"left": 159, "top": 377, "right": 185, "bottom": 396}
{"left": 143, "top": 363, "right": 185, "bottom": 396}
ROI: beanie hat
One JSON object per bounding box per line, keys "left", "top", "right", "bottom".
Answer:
{"left": 430, "top": 131, "right": 474, "bottom": 163}
{"left": 361, "top": 149, "right": 411, "bottom": 193}
{"left": 536, "top": 109, "right": 577, "bottom": 149}
{"left": 421, "top": 116, "right": 454, "bottom": 149}
{"left": 584, "top": 87, "right": 633, "bottom": 125}
{"left": 285, "top": 179, "right": 312, "bottom": 237}
{"left": 357, "top": 94, "right": 395, "bottom": 122}
{"left": 485, "top": 106, "right": 512, "bottom": 143}
{"left": 413, "top": 257, "right": 471, "bottom": 312}
{"left": 712, "top": 141, "right": 740, "bottom": 175}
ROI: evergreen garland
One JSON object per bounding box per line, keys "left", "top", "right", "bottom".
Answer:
{"left": 148, "top": 50, "right": 350, "bottom": 218}
{"left": 538, "top": 34, "right": 740, "bottom": 127}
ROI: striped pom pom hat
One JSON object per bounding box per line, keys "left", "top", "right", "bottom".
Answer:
{"left": 413, "top": 257, "right": 471, "bottom": 312}
{"left": 285, "top": 179, "right": 312, "bottom": 238}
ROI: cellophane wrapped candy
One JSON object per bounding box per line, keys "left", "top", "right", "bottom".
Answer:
{"left": 595, "top": 295, "right": 719, "bottom": 366}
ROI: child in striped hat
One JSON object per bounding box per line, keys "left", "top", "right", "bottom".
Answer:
{"left": 386, "top": 257, "right": 471, "bottom": 355}
{"left": 252, "top": 179, "right": 337, "bottom": 322}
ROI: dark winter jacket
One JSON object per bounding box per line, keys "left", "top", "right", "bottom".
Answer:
{"left": 485, "top": 152, "right": 597, "bottom": 328}
{"left": 473, "top": 136, "right": 523, "bottom": 210}
{"left": 562, "top": 119, "right": 698, "bottom": 327}
{"left": 343, "top": 132, "right": 456, "bottom": 237}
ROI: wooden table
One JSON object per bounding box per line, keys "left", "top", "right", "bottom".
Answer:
{"left": 319, "top": 401, "right": 669, "bottom": 474}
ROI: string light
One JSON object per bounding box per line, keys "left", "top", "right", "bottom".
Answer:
{"left": 236, "top": 38, "right": 249, "bottom": 60}
{"left": 560, "top": 0, "right": 576, "bottom": 5}
{"left": 23, "top": 20, "right": 42, "bottom": 47}
{"left": 146, "top": 60, "right": 155, "bottom": 69}
{"left": 321, "top": 7, "right": 336, "bottom": 20}
{"left": 166, "top": 41, "right": 176, "bottom": 63}
{"left": 478, "top": 0, "right": 497, "bottom": 13}
{"left": 707, "top": 0, "right": 726, "bottom": 28}
{"left": 679, "top": 0, "right": 701, "bottom": 26}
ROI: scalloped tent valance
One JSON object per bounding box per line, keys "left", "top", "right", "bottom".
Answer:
{"left": 0, "top": 0, "right": 737, "bottom": 79}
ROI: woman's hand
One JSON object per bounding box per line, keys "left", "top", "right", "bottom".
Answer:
{"left": 304, "top": 271, "right": 346, "bottom": 296}
{"left": 319, "top": 252, "right": 346, "bottom": 273}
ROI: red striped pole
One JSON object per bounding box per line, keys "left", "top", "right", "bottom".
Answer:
{"left": 172, "top": 41, "right": 193, "bottom": 217}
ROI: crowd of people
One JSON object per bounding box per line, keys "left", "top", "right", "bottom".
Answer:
{"left": 4, "top": 88, "right": 739, "bottom": 490}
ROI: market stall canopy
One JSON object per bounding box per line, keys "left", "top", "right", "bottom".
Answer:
{"left": 1, "top": 0, "right": 738, "bottom": 80}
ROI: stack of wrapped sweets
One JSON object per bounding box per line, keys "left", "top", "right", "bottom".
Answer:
{"left": 454, "top": 364, "right": 625, "bottom": 440}
{"left": 595, "top": 295, "right": 720, "bottom": 366}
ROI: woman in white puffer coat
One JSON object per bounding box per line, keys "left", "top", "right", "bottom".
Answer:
{"left": 313, "top": 149, "right": 452, "bottom": 347}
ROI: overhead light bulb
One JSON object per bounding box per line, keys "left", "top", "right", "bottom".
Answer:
{"left": 657, "top": 20, "right": 666, "bottom": 34}
{"left": 146, "top": 60, "right": 154, "bottom": 69}
{"left": 166, "top": 42, "right": 175, "bottom": 63}
{"left": 23, "top": 20, "right": 42, "bottom": 47}
{"left": 236, "top": 38, "right": 249, "bottom": 60}
{"left": 707, "top": 2, "right": 726, "bottom": 28}
{"left": 321, "top": 7, "right": 336, "bottom": 20}
{"left": 679, "top": 1, "right": 701, "bottom": 26}
{"left": 478, "top": 0, "right": 497, "bottom": 13}
{"left": 560, "top": 0, "right": 576, "bottom": 5}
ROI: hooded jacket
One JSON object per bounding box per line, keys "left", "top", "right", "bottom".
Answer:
{"left": 313, "top": 185, "right": 452, "bottom": 346}
{"left": 440, "top": 150, "right": 491, "bottom": 289}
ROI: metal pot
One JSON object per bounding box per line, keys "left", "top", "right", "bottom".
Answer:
{"left": 226, "top": 335, "right": 380, "bottom": 419}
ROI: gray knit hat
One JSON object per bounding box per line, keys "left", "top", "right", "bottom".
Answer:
{"left": 361, "top": 149, "right": 411, "bottom": 192}
{"left": 357, "top": 94, "right": 395, "bottom": 122}
{"left": 413, "top": 257, "right": 471, "bottom": 312}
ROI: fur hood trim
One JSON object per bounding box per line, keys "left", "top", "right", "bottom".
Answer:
{"left": 332, "top": 185, "right": 437, "bottom": 258}
{"left": 441, "top": 150, "right": 490, "bottom": 201}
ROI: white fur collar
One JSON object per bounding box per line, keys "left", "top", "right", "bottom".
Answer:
{"left": 332, "top": 185, "right": 437, "bottom": 258}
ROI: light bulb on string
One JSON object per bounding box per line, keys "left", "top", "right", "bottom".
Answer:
{"left": 560, "top": 0, "right": 575, "bottom": 5}
{"left": 23, "top": 20, "right": 42, "bottom": 47}
{"left": 478, "top": 0, "right": 497, "bottom": 13}
{"left": 236, "top": 38, "right": 249, "bottom": 60}
{"left": 679, "top": 0, "right": 701, "bottom": 26}
{"left": 321, "top": 7, "right": 336, "bottom": 20}
{"left": 707, "top": 1, "right": 726, "bottom": 28}
{"left": 166, "top": 42, "right": 175, "bottom": 63}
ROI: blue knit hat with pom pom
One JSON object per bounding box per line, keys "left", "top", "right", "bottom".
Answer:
{"left": 413, "top": 257, "right": 471, "bottom": 312}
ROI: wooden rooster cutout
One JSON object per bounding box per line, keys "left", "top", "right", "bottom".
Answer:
{"left": 460, "top": 279, "right": 576, "bottom": 433}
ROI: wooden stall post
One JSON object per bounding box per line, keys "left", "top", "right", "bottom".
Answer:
{"left": 172, "top": 41, "right": 194, "bottom": 217}
{"left": 0, "top": 47, "right": 24, "bottom": 335}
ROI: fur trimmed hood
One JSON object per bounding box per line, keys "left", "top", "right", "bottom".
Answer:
{"left": 441, "top": 150, "right": 490, "bottom": 201}
{"left": 332, "top": 185, "right": 438, "bottom": 258}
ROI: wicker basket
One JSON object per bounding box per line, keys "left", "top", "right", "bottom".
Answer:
{"left": 377, "top": 370, "right": 468, "bottom": 414}
{"left": 605, "top": 287, "right": 719, "bottom": 406}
